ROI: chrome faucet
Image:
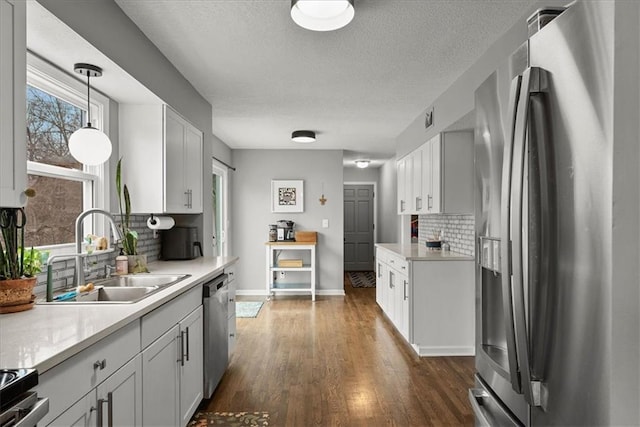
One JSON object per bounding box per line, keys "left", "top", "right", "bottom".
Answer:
{"left": 46, "top": 253, "right": 85, "bottom": 302}
{"left": 75, "top": 209, "right": 123, "bottom": 286}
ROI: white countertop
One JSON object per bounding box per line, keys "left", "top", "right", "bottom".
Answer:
{"left": 375, "top": 243, "right": 475, "bottom": 261}
{"left": 0, "top": 256, "right": 238, "bottom": 373}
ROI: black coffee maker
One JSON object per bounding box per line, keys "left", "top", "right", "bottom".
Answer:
{"left": 276, "top": 220, "right": 295, "bottom": 241}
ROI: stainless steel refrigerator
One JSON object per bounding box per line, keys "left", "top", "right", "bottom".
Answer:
{"left": 470, "top": 2, "right": 631, "bottom": 425}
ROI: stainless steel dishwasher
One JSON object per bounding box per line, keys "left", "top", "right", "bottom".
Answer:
{"left": 203, "top": 273, "right": 229, "bottom": 399}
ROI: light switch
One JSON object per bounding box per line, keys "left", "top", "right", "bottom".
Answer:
{"left": 322, "top": 219, "right": 329, "bottom": 228}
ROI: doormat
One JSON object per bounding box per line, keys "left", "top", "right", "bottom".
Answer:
{"left": 346, "top": 271, "right": 376, "bottom": 288}
{"left": 188, "top": 411, "right": 269, "bottom": 426}
{"left": 236, "top": 301, "right": 264, "bottom": 318}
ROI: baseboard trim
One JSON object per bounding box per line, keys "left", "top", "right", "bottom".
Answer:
{"left": 411, "top": 344, "right": 475, "bottom": 357}
{"left": 236, "top": 289, "right": 346, "bottom": 297}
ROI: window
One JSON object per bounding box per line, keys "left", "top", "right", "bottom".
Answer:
{"left": 25, "top": 53, "right": 110, "bottom": 251}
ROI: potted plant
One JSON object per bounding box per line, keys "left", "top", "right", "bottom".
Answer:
{"left": 0, "top": 208, "right": 42, "bottom": 312}
{"left": 116, "top": 158, "right": 148, "bottom": 273}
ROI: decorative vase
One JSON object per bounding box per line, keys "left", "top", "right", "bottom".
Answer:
{"left": 127, "top": 255, "right": 149, "bottom": 274}
{"left": 0, "top": 277, "right": 37, "bottom": 313}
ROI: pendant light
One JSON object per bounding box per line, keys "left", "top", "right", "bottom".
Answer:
{"left": 290, "top": 0, "right": 355, "bottom": 32}
{"left": 68, "top": 63, "right": 112, "bottom": 166}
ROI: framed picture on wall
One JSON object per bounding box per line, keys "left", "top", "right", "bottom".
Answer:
{"left": 271, "top": 180, "right": 304, "bottom": 213}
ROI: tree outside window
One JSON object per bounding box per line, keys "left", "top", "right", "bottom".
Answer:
{"left": 24, "top": 85, "right": 91, "bottom": 247}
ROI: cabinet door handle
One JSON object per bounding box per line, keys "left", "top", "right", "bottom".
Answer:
{"left": 416, "top": 197, "right": 421, "bottom": 210}
{"left": 97, "top": 397, "right": 107, "bottom": 427}
{"left": 107, "top": 392, "right": 114, "bottom": 427}
{"left": 185, "top": 326, "right": 190, "bottom": 362}
{"left": 404, "top": 280, "right": 408, "bottom": 300}
{"left": 179, "top": 330, "right": 186, "bottom": 366}
{"left": 93, "top": 359, "right": 106, "bottom": 370}
{"left": 230, "top": 333, "right": 235, "bottom": 338}
{"left": 428, "top": 194, "right": 433, "bottom": 210}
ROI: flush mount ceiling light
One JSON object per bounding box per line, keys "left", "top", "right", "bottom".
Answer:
{"left": 291, "top": 130, "right": 316, "bottom": 143}
{"left": 68, "top": 63, "right": 112, "bottom": 166}
{"left": 355, "top": 160, "right": 370, "bottom": 168}
{"left": 291, "top": 0, "right": 355, "bottom": 32}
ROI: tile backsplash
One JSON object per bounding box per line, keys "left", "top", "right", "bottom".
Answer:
{"left": 33, "top": 214, "right": 161, "bottom": 295}
{"left": 418, "top": 214, "right": 475, "bottom": 256}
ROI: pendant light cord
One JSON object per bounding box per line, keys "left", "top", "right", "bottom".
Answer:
{"left": 86, "top": 72, "right": 92, "bottom": 127}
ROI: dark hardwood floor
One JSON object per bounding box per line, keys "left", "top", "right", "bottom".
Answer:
{"left": 202, "top": 277, "right": 475, "bottom": 426}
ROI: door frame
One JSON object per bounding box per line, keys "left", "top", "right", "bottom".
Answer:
{"left": 212, "top": 159, "right": 229, "bottom": 256}
{"left": 344, "top": 180, "right": 378, "bottom": 246}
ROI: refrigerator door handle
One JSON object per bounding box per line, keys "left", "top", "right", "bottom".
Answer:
{"left": 511, "top": 66, "right": 544, "bottom": 407}
{"left": 500, "top": 74, "right": 523, "bottom": 393}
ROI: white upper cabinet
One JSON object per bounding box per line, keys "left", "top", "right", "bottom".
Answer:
{"left": 423, "top": 133, "right": 442, "bottom": 214}
{"left": 0, "top": 0, "right": 27, "bottom": 208}
{"left": 438, "top": 131, "right": 473, "bottom": 214}
{"left": 411, "top": 147, "right": 424, "bottom": 213}
{"left": 397, "top": 155, "right": 415, "bottom": 214}
{"left": 397, "top": 131, "right": 472, "bottom": 215}
{"left": 120, "top": 104, "right": 203, "bottom": 214}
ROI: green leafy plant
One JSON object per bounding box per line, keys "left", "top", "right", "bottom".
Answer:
{"left": 0, "top": 208, "right": 41, "bottom": 280}
{"left": 116, "top": 158, "right": 138, "bottom": 255}
{"left": 19, "top": 247, "right": 42, "bottom": 277}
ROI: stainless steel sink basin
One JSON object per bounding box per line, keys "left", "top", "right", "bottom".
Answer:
{"left": 93, "top": 286, "right": 159, "bottom": 302}
{"left": 98, "top": 274, "right": 188, "bottom": 289}
{"left": 38, "top": 274, "right": 190, "bottom": 304}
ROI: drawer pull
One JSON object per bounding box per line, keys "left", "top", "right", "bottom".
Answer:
{"left": 93, "top": 359, "right": 106, "bottom": 370}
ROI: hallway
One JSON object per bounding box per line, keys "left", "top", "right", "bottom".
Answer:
{"left": 202, "top": 280, "right": 475, "bottom": 426}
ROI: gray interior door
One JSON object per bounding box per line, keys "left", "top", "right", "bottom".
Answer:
{"left": 344, "top": 184, "right": 374, "bottom": 271}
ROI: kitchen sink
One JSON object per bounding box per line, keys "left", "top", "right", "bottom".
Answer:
{"left": 98, "top": 274, "right": 188, "bottom": 289}
{"left": 91, "top": 286, "right": 159, "bottom": 302}
{"left": 37, "top": 274, "right": 190, "bottom": 304}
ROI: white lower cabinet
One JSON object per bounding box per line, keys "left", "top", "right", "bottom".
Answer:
{"left": 39, "top": 283, "right": 207, "bottom": 427}
{"left": 179, "top": 307, "right": 204, "bottom": 426}
{"left": 382, "top": 259, "right": 409, "bottom": 341}
{"left": 97, "top": 355, "right": 143, "bottom": 426}
{"left": 39, "top": 321, "right": 142, "bottom": 426}
{"left": 141, "top": 287, "right": 203, "bottom": 427}
{"left": 375, "top": 258, "right": 386, "bottom": 311}
{"left": 142, "top": 325, "right": 180, "bottom": 426}
{"left": 375, "top": 246, "right": 475, "bottom": 356}
{"left": 51, "top": 355, "right": 143, "bottom": 427}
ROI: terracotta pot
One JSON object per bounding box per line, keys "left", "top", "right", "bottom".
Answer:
{"left": 0, "top": 277, "right": 37, "bottom": 312}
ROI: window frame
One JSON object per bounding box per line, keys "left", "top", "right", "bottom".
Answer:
{"left": 26, "top": 52, "right": 112, "bottom": 255}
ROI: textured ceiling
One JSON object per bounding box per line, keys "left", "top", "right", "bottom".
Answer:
{"left": 111, "top": 0, "right": 531, "bottom": 164}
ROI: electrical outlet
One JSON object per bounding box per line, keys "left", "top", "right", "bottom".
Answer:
{"left": 279, "top": 271, "right": 286, "bottom": 279}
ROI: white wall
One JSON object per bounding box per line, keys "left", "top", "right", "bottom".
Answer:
{"left": 36, "top": 0, "right": 232, "bottom": 257}
{"left": 377, "top": 158, "right": 399, "bottom": 244}
{"left": 343, "top": 166, "right": 379, "bottom": 183}
{"left": 395, "top": 0, "right": 570, "bottom": 159}
{"left": 231, "top": 150, "right": 344, "bottom": 295}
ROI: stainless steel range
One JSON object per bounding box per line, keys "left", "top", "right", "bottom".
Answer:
{"left": 0, "top": 368, "right": 48, "bottom": 426}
